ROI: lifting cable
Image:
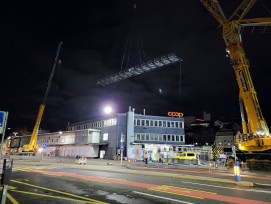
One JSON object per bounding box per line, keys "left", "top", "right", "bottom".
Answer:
{"left": 120, "top": 3, "right": 146, "bottom": 71}
{"left": 178, "top": 60, "right": 182, "bottom": 103}
{"left": 259, "top": 0, "right": 271, "bottom": 15}
{"left": 120, "top": 35, "right": 129, "bottom": 71}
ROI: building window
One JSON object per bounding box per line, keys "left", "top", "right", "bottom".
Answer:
{"left": 172, "top": 135, "right": 175, "bottom": 141}
{"left": 150, "top": 120, "right": 153, "bottom": 126}
{"left": 180, "top": 135, "right": 184, "bottom": 142}
{"left": 167, "top": 121, "right": 170, "bottom": 128}
{"left": 154, "top": 134, "right": 158, "bottom": 141}
{"left": 141, "top": 120, "right": 145, "bottom": 126}
{"left": 159, "top": 121, "right": 162, "bottom": 127}
{"left": 171, "top": 122, "right": 174, "bottom": 128}
{"left": 135, "top": 134, "right": 140, "bottom": 141}
{"left": 167, "top": 135, "right": 171, "bottom": 141}
{"left": 163, "top": 135, "right": 167, "bottom": 141}
{"left": 134, "top": 119, "right": 136, "bottom": 126}
{"left": 155, "top": 121, "right": 158, "bottom": 127}
{"left": 163, "top": 121, "right": 166, "bottom": 127}
{"left": 179, "top": 122, "right": 183, "bottom": 128}
{"left": 150, "top": 134, "right": 154, "bottom": 141}
{"left": 176, "top": 135, "right": 180, "bottom": 141}
{"left": 175, "top": 122, "right": 179, "bottom": 128}
{"left": 141, "top": 134, "right": 145, "bottom": 141}
{"left": 158, "top": 134, "right": 162, "bottom": 141}
{"left": 146, "top": 134, "right": 150, "bottom": 140}
{"left": 103, "top": 133, "right": 108, "bottom": 141}
{"left": 146, "top": 120, "right": 149, "bottom": 126}
{"left": 137, "top": 120, "right": 140, "bottom": 126}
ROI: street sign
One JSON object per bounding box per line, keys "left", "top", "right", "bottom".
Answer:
{"left": 0, "top": 112, "right": 6, "bottom": 134}
{"left": 120, "top": 133, "right": 125, "bottom": 143}
{"left": 120, "top": 145, "right": 124, "bottom": 151}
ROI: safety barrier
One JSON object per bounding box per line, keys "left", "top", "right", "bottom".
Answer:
{"left": 76, "top": 157, "right": 87, "bottom": 165}
{"left": 163, "top": 158, "right": 199, "bottom": 165}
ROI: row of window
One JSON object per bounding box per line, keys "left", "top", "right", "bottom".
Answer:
{"left": 134, "top": 119, "right": 183, "bottom": 129}
{"left": 67, "top": 118, "right": 117, "bottom": 131}
{"left": 38, "top": 135, "right": 75, "bottom": 144}
{"left": 67, "top": 118, "right": 184, "bottom": 131}
{"left": 134, "top": 133, "right": 184, "bottom": 142}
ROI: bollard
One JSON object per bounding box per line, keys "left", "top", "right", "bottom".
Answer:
{"left": 234, "top": 162, "right": 241, "bottom": 181}
{"left": 208, "top": 162, "right": 212, "bottom": 173}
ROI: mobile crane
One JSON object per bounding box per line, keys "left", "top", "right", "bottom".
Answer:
{"left": 200, "top": 0, "right": 271, "bottom": 153}
{"left": 21, "top": 42, "right": 63, "bottom": 154}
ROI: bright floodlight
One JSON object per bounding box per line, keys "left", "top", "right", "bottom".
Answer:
{"left": 38, "top": 148, "right": 44, "bottom": 153}
{"left": 104, "top": 106, "right": 112, "bottom": 114}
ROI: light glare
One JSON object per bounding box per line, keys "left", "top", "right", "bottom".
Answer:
{"left": 104, "top": 106, "right": 112, "bottom": 114}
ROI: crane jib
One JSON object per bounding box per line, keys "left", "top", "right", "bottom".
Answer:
{"left": 239, "top": 70, "right": 249, "bottom": 92}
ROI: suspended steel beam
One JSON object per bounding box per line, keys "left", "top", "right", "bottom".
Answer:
{"left": 97, "top": 53, "right": 180, "bottom": 86}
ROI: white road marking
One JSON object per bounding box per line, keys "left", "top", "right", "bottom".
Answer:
{"left": 133, "top": 191, "right": 195, "bottom": 204}
{"left": 181, "top": 181, "right": 271, "bottom": 194}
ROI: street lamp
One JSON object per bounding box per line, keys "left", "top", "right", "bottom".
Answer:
{"left": 104, "top": 106, "right": 113, "bottom": 114}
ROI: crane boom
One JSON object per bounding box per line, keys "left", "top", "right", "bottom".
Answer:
{"left": 22, "top": 42, "right": 63, "bottom": 153}
{"left": 200, "top": 0, "right": 271, "bottom": 152}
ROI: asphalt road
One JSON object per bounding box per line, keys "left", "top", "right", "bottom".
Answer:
{"left": 2, "top": 160, "right": 271, "bottom": 204}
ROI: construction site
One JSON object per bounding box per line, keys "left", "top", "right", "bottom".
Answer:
{"left": 1, "top": 1, "right": 271, "bottom": 169}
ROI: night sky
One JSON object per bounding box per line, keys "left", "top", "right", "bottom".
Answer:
{"left": 1, "top": 1, "right": 271, "bottom": 133}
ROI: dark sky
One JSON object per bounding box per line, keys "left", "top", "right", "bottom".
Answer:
{"left": 1, "top": 0, "right": 271, "bottom": 132}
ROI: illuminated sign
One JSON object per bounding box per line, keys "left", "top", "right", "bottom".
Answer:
{"left": 168, "top": 112, "right": 184, "bottom": 118}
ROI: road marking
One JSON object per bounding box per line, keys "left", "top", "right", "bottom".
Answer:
{"left": 97, "top": 176, "right": 127, "bottom": 181}
{"left": 11, "top": 180, "right": 106, "bottom": 203}
{"left": 133, "top": 191, "right": 195, "bottom": 204}
{"left": 10, "top": 189, "right": 106, "bottom": 204}
{"left": 181, "top": 181, "right": 271, "bottom": 194}
{"left": 148, "top": 185, "right": 203, "bottom": 199}
{"left": 81, "top": 178, "right": 111, "bottom": 183}
{"left": 7, "top": 193, "right": 19, "bottom": 204}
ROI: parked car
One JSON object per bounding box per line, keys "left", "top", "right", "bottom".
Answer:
{"left": 176, "top": 152, "right": 197, "bottom": 160}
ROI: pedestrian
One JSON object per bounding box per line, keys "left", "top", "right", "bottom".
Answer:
{"left": 144, "top": 151, "right": 148, "bottom": 164}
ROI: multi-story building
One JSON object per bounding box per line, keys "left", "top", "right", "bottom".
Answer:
{"left": 8, "top": 107, "right": 185, "bottom": 160}
{"left": 215, "top": 129, "right": 235, "bottom": 148}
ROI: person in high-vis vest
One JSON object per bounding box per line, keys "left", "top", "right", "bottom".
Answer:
{"left": 144, "top": 151, "right": 148, "bottom": 164}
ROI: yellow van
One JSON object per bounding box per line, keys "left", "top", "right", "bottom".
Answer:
{"left": 175, "top": 152, "right": 197, "bottom": 160}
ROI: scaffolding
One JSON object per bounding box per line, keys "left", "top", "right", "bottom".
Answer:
{"left": 97, "top": 53, "right": 180, "bottom": 86}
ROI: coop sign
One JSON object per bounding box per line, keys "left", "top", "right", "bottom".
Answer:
{"left": 168, "top": 112, "right": 184, "bottom": 118}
